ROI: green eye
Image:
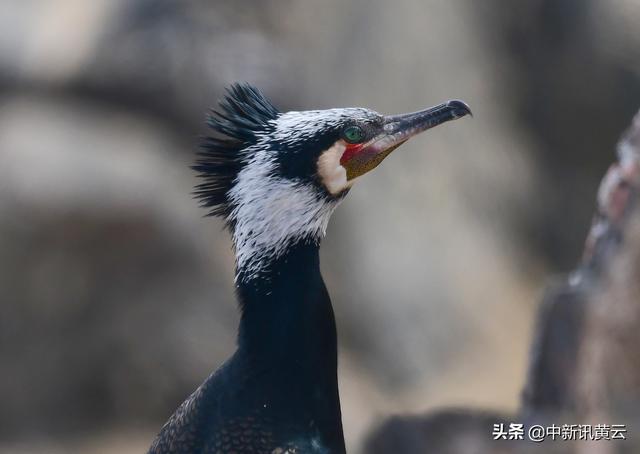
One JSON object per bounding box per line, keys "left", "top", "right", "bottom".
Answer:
{"left": 343, "top": 125, "right": 365, "bottom": 143}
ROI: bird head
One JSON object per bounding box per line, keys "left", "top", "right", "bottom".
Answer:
{"left": 194, "top": 83, "right": 470, "bottom": 280}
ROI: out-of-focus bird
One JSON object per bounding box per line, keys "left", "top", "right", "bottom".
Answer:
{"left": 148, "top": 83, "right": 470, "bottom": 454}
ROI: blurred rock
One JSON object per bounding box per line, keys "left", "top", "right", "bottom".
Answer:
{"left": 520, "top": 110, "right": 640, "bottom": 453}
{"left": 478, "top": 0, "right": 640, "bottom": 270}
{"left": 364, "top": 409, "right": 513, "bottom": 454}
{"left": 0, "top": 95, "right": 238, "bottom": 438}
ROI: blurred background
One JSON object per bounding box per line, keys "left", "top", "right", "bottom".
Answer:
{"left": 1, "top": 1, "right": 639, "bottom": 453}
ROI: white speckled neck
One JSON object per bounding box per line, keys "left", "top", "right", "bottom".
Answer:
{"left": 228, "top": 146, "right": 339, "bottom": 282}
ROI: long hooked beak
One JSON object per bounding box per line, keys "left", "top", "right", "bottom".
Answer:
{"left": 340, "top": 100, "right": 471, "bottom": 180}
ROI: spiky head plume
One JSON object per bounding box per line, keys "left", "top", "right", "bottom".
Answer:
{"left": 193, "top": 83, "right": 280, "bottom": 218}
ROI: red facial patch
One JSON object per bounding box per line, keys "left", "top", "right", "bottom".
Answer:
{"left": 340, "top": 143, "right": 364, "bottom": 165}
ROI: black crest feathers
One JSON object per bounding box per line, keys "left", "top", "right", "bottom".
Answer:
{"left": 193, "top": 83, "right": 280, "bottom": 217}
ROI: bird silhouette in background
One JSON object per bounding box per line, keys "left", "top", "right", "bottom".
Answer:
{"left": 148, "top": 83, "right": 471, "bottom": 454}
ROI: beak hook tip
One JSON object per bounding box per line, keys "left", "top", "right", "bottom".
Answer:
{"left": 447, "top": 99, "right": 473, "bottom": 118}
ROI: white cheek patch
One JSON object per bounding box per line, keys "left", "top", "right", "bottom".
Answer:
{"left": 317, "top": 140, "right": 354, "bottom": 195}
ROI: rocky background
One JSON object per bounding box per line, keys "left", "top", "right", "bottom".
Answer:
{"left": 1, "top": 1, "right": 639, "bottom": 453}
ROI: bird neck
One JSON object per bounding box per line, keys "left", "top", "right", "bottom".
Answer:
{"left": 234, "top": 240, "right": 345, "bottom": 453}
{"left": 235, "top": 240, "right": 337, "bottom": 372}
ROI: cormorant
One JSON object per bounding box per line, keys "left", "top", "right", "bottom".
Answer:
{"left": 148, "top": 83, "right": 471, "bottom": 454}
